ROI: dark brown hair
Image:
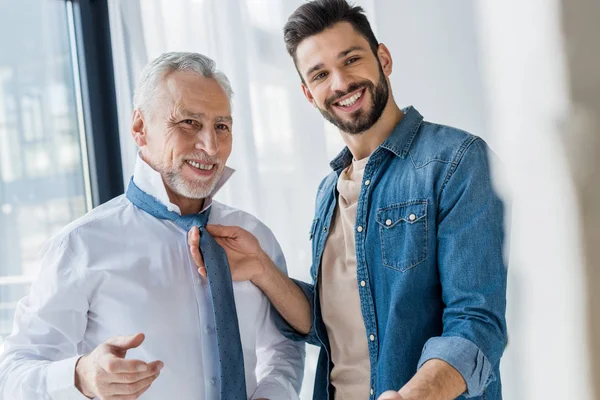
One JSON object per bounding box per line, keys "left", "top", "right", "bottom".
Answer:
{"left": 283, "top": 0, "right": 379, "bottom": 65}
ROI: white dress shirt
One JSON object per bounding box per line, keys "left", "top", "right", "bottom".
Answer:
{"left": 0, "top": 156, "right": 305, "bottom": 400}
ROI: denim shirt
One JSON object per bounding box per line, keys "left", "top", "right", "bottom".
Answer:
{"left": 274, "top": 106, "right": 507, "bottom": 399}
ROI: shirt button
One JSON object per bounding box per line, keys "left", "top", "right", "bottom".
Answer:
{"left": 385, "top": 219, "right": 392, "bottom": 226}
{"left": 370, "top": 388, "right": 374, "bottom": 395}
{"left": 364, "top": 179, "right": 371, "bottom": 186}
{"left": 357, "top": 226, "right": 363, "bottom": 233}
{"left": 204, "top": 326, "right": 213, "bottom": 333}
{"left": 323, "top": 226, "right": 328, "bottom": 232}
{"left": 409, "top": 213, "right": 416, "bottom": 221}
{"left": 360, "top": 280, "right": 366, "bottom": 287}
{"left": 369, "top": 334, "right": 375, "bottom": 341}
{"left": 210, "top": 377, "right": 217, "bottom": 385}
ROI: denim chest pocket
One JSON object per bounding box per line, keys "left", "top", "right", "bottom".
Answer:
{"left": 376, "top": 200, "right": 428, "bottom": 272}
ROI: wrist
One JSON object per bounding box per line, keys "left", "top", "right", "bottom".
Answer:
{"left": 251, "top": 251, "right": 276, "bottom": 289}
{"left": 74, "top": 355, "right": 94, "bottom": 398}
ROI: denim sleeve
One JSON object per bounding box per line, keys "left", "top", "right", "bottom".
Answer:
{"left": 419, "top": 138, "right": 508, "bottom": 397}
{"left": 271, "top": 278, "right": 322, "bottom": 347}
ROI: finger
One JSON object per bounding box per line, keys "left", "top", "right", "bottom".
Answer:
{"left": 112, "top": 379, "right": 155, "bottom": 399}
{"left": 187, "top": 226, "right": 200, "bottom": 248}
{"left": 112, "top": 376, "right": 157, "bottom": 399}
{"left": 205, "top": 224, "right": 239, "bottom": 238}
{"left": 112, "top": 360, "right": 163, "bottom": 383}
{"left": 106, "top": 333, "right": 145, "bottom": 351}
{"left": 107, "top": 372, "right": 159, "bottom": 395}
{"left": 190, "top": 243, "right": 205, "bottom": 270}
{"left": 101, "top": 355, "right": 149, "bottom": 374}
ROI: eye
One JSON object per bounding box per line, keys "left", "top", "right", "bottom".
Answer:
{"left": 181, "top": 119, "right": 196, "bottom": 126}
{"left": 216, "top": 124, "right": 230, "bottom": 132}
{"left": 312, "top": 71, "right": 328, "bottom": 82}
{"left": 345, "top": 56, "right": 360, "bottom": 65}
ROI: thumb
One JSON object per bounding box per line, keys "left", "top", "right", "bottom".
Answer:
{"left": 106, "top": 333, "right": 145, "bottom": 351}
{"left": 206, "top": 224, "right": 236, "bottom": 238}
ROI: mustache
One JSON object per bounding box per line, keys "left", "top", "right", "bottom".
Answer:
{"left": 324, "top": 80, "right": 372, "bottom": 108}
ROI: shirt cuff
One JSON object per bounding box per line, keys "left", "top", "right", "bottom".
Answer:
{"left": 417, "top": 336, "right": 494, "bottom": 398}
{"left": 251, "top": 376, "right": 299, "bottom": 400}
{"left": 46, "top": 356, "right": 90, "bottom": 400}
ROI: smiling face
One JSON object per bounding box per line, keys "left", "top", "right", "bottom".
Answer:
{"left": 132, "top": 70, "right": 233, "bottom": 201}
{"left": 295, "top": 22, "right": 392, "bottom": 134}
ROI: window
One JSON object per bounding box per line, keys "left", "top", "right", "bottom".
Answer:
{"left": 0, "top": 0, "right": 121, "bottom": 352}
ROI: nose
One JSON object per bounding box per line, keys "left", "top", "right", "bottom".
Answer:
{"left": 194, "top": 128, "right": 218, "bottom": 157}
{"left": 330, "top": 69, "right": 352, "bottom": 94}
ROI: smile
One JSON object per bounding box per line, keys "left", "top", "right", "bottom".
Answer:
{"left": 186, "top": 160, "right": 215, "bottom": 171}
{"left": 335, "top": 89, "right": 363, "bottom": 107}
{"left": 332, "top": 88, "right": 366, "bottom": 112}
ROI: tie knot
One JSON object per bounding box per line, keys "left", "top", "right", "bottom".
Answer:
{"left": 177, "top": 212, "right": 209, "bottom": 232}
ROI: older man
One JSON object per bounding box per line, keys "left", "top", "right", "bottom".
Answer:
{"left": 0, "top": 52, "right": 304, "bottom": 400}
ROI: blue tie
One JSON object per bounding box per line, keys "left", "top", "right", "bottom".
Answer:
{"left": 126, "top": 178, "right": 247, "bottom": 399}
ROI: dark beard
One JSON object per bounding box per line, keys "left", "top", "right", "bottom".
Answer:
{"left": 317, "top": 64, "right": 389, "bottom": 134}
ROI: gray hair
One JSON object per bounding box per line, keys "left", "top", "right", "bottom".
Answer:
{"left": 133, "top": 52, "right": 234, "bottom": 117}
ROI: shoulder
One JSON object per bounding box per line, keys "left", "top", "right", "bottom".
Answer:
{"left": 42, "top": 195, "right": 131, "bottom": 254}
{"left": 409, "top": 121, "right": 483, "bottom": 168}
{"left": 315, "top": 170, "right": 338, "bottom": 205}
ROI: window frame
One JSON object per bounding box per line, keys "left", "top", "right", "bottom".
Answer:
{"left": 67, "top": 0, "right": 123, "bottom": 206}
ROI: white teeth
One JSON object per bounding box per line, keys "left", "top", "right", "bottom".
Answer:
{"left": 187, "top": 160, "right": 214, "bottom": 170}
{"left": 338, "top": 91, "right": 362, "bottom": 107}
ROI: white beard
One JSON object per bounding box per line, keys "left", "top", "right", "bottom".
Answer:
{"left": 163, "top": 168, "right": 221, "bottom": 200}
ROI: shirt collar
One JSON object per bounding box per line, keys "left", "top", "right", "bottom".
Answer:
{"left": 132, "top": 153, "right": 235, "bottom": 215}
{"left": 329, "top": 106, "right": 424, "bottom": 171}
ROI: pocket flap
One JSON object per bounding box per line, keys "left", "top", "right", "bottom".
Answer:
{"left": 376, "top": 201, "right": 427, "bottom": 229}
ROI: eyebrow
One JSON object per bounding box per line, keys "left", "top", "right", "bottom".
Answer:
{"left": 304, "top": 45, "right": 367, "bottom": 77}
{"left": 179, "top": 109, "right": 205, "bottom": 120}
{"left": 215, "top": 116, "right": 233, "bottom": 123}
{"left": 337, "top": 45, "right": 365, "bottom": 59}
{"left": 179, "top": 109, "right": 232, "bottom": 123}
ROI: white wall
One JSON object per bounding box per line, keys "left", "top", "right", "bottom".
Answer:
{"left": 373, "top": 1, "right": 489, "bottom": 142}
{"left": 476, "top": 0, "right": 596, "bottom": 398}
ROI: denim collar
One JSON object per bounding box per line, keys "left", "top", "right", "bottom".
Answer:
{"left": 329, "top": 106, "right": 424, "bottom": 171}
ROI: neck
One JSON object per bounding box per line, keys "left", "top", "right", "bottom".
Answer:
{"left": 340, "top": 101, "right": 404, "bottom": 160}
{"left": 164, "top": 185, "right": 205, "bottom": 215}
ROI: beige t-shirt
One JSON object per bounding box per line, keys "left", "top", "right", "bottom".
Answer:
{"left": 319, "top": 157, "right": 371, "bottom": 400}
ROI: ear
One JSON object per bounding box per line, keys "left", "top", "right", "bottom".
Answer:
{"left": 301, "top": 83, "right": 317, "bottom": 108}
{"left": 376, "top": 43, "right": 393, "bottom": 77}
{"left": 131, "top": 109, "right": 148, "bottom": 147}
